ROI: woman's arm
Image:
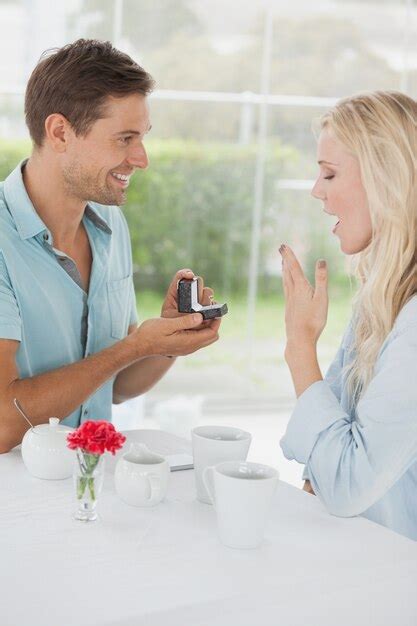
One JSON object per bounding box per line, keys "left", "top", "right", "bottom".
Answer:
{"left": 303, "top": 480, "right": 315, "bottom": 494}
{"left": 285, "top": 341, "right": 323, "bottom": 399}
{"left": 285, "top": 340, "right": 322, "bottom": 497}
{"left": 280, "top": 322, "right": 417, "bottom": 516}
{"left": 279, "top": 244, "right": 329, "bottom": 494}
{"left": 290, "top": 330, "right": 350, "bottom": 493}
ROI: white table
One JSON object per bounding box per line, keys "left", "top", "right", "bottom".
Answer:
{"left": 1, "top": 429, "right": 416, "bottom": 626}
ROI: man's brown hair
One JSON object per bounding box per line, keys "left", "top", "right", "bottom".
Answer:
{"left": 25, "top": 39, "right": 155, "bottom": 147}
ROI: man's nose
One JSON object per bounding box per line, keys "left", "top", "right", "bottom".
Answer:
{"left": 127, "top": 142, "right": 149, "bottom": 170}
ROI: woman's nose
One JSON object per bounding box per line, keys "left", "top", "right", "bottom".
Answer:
{"left": 311, "top": 178, "right": 325, "bottom": 200}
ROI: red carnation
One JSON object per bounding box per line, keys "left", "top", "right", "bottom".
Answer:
{"left": 67, "top": 420, "right": 126, "bottom": 456}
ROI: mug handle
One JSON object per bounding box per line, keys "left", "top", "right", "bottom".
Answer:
{"left": 145, "top": 473, "right": 162, "bottom": 504}
{"left": 202, "top": 466, "right": 216, "bottom": 507}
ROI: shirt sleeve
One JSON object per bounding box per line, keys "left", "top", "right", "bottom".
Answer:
{"left": 117, "top": 207, "right": 138, "bottom": 329}
{"left": 0, "top": 251, "right": 22, "bottom": 341}
{"left": 301, "top": 321, "right": 352, "bottom": 482}
{"left": 280, "top": 321, "right": 417, "bottom": 517}
{"left": 129, "top": 278, "right": 138, "bottom": 327}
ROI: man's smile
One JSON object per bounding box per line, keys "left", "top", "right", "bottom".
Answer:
{"left": 110, "top": 171, "right": 131, "bottom": 188}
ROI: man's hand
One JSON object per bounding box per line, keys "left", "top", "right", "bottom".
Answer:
{"left": 113, "top": 271, "right": 221, "bottom": 403}
{"left": 303, "top": 480, "right": 316, "bottom": 495}
{"left": 128, "top": 313, "right": 219, "bottom": 359}
{"left": 160, "top": 268, "right": 221, "bottom": 334}
{"left": 161, "top": 268, "right": 214, "bottom": 319}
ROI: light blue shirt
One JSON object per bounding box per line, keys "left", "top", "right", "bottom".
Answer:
{"left": 280, "top": 295, "right": 417, "bottom": 541}
{"left": 0, "top": 160, "right": 138, "bottom": 428}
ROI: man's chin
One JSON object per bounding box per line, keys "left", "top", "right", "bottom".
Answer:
{"left": 90, "top": 189, "right": 126, "bottom": 206}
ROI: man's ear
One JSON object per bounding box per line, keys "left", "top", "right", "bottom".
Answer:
{"left": 44, "top": 113, "right": 73, "bottom": 153}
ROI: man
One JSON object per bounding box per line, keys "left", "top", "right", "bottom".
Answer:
{"left": 0, "top": 39, "right": 220, "bottom": 452}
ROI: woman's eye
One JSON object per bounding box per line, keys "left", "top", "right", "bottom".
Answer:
{"left": 119, "top": 136, "right": 132, "bottom": 144}
{"left": 324, "top": 175, "right": 334, "bottom": 180}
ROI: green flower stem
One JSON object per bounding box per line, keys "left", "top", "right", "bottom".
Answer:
{"left": 77, "top": 476, "right": 88, "bottom": 500}
{"left": 87, "top": 477, "right": 96, "bottom": 501}
{"left": 76, "top": 449, "right": 101, "bottom": 501}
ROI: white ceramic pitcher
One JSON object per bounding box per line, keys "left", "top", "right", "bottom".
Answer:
{"left": 114, "top": 443, "right": 169, "bottom": 507}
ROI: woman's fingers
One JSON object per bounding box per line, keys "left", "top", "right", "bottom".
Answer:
{"left": 280, "top": 244, "right": 325, "bottom": 299}
{"left": 280, "top": 244, "right": 309, "bottom": 285}
{"left": 313, "top": 259, "right": 328, "bottom": 300}
{"left": 279, "top": 244, "right": 329, "bottom": 345}
{"left": 279, "top": 246, "right": 293, "bottom": 298}
{"left": 281, "top": 258, "right": 293, "bottom": 298}
{"left": 282, "top": 269, "right": 288, "bottom": 299}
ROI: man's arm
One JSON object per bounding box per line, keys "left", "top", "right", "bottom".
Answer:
{"left": 0, "top": 313, "right": 218, "bottom": 453}
{"left": 0, "top": 337, "right": 138, "bottom": 453}
{"left": 113, "top": 324, "right": 177, "bottom": 403}
{"left": 112, "top": 268, "right": 221, "bottom": 404}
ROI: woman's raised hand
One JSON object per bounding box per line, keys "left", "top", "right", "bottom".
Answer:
{"left": 279, "top": 244, "right": 328, "bottom": 348}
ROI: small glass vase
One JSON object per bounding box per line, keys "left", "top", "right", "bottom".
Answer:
{"left": 73, "top": 449, "right": 105, "bottom": 522}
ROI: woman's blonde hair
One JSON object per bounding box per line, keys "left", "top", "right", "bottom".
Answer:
{"left": 319, "top": 91, "right": 417, "bottom": 405}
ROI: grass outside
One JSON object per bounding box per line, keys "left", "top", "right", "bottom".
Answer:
{"left": 135, "top": 284, "right": 354, "bottom": 399}
{"left": 136, "top": 285, "right": 354, "bottom": 347}
{"left": 128, "top": 288, "right": 355, "bottom": 479}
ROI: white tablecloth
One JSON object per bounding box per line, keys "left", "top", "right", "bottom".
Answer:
{"left": 1, "top": 429, "right": 416, "bottom": 626}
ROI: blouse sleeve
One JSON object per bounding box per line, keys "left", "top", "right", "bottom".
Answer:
{"left": 281, "top": 321, "right": 417, "bottom": 517}
{"left": 301, "top": 320, "right": 352, "bottom": 482}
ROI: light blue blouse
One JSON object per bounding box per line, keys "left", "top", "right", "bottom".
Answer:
{"left": 280, "top": 295, "right": 417, "bottom": 541}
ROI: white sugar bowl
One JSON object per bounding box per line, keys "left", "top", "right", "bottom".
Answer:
{"left": 21, "top": 417, "right": 75, "bottom": 480}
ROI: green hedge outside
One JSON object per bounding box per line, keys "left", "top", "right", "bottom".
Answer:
{"left": 0, "top": 139, "right": 350, "bottom": 297}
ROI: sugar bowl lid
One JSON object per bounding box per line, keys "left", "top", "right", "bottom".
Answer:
{"left": 31, "top": 417, "right": 73, "bottom": 435}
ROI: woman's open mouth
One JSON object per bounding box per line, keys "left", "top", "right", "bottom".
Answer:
{"left": 332, "top": 219, "right": 341, "bottom": 234}
{"left": 324, "top": 210, "right": 341, "bottom": 234}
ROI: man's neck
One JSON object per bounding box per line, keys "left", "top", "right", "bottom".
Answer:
{"left": 23, "top": 153, "right": 86, "bottom": 251}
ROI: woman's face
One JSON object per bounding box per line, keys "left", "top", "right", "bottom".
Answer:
{"left": 311, "top": 127, "right": 372, "bottom": 254}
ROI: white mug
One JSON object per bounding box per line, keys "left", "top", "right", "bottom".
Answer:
{"left": 114, "top": 443, "right": 169, "bottom": 507}
{"left": 203, "top": 460, "right": 279, "bottom": 549}
{"left": 192, "top": 425, "right": 251, "bottom": 503}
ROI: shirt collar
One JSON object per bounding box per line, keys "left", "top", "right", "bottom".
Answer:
{"left": 3, "top": 159, "right": 112, "bottom": 240}
{"left": 4, "top": 159, "right": 45, "bottom": 240}
{"left": 85, "top": 204, "right": 112, "bottom": 234}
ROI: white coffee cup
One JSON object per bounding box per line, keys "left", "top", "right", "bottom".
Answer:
{"left": 192, "top": 425, "right": 251, "bottom": 503}
{"left": 114, "top": 443, "right": 169, "bottom": 507}
{"left": 203, "top": 460, "right": 279, "bottom": 549}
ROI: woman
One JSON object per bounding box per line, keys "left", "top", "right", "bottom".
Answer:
{"left": 279, "top": 91, "right": 417, "bottom": 541}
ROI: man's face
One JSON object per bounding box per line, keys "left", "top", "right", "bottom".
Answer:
{"left": 61, "top": 93, "right": 151, "bottom": 206}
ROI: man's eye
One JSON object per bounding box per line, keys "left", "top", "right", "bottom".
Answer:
{"left": 119, "top": 136, "right": 132, "bottom": 144}
{"left": 324, "top": 175, "right": 334, "bottom": 180}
